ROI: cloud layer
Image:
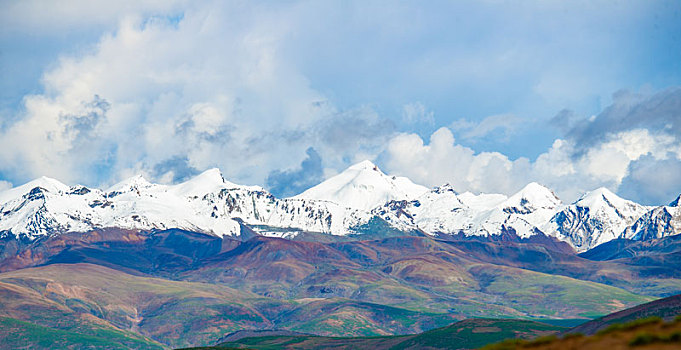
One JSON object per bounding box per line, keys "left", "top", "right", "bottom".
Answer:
{"left": 0, "top": 6, "right": 392, "bottom": 188}
{"left": 383, "top": 88, "right": 681, "bottom": 204}
{"left": 0, "top": 1, "right": 680, "bottom": 205}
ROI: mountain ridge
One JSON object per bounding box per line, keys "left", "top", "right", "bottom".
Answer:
{"left": 0, "top": 160, "right": 679, "bottom": 252}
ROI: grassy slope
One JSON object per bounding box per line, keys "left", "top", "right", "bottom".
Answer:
{"left": 464, "top": 264, "right": 653, "bottom": 318}
{"left": 569, "top": 293, "right": 681, "bottom": 335}
{"left": 0, "top": 263, "right": 285, "bottom": 348}
{"left": 393, "top": 318, "right": 564, "bottom": 350}
{"left": 275, "top": 298, "right": 461, "bottom": 337}
{"left": 482, "top": 316, "right": 681, "bottom": 350}
{"left": 0, "top": 316, "right": 163, "bottom": 350}
{"left": 183, "top": 318, "right": 566, "bottom": 350}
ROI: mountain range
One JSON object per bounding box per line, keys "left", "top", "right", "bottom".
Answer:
{"left": 1, "top": 160, "right": 681, "bottom": 348}
{"left": 1, "top": 160, "right": 678, "bottom": 252}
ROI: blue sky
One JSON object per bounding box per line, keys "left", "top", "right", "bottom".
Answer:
{"left": 0, "top": 0, "right": 680, "bottom": 204}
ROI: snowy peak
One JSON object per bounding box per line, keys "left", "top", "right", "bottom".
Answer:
{"left": 373, "top": 181, "right": 560, "bottom": 240}
{"left": 546, "top": 187, "right": 650, "bottom": 252}
{"left": 622, "top": 194, "right": 681, "bottom": 241}
{"left": 107, "top": 174, "right": 155, "bottom": 195}
{"left": 0, "top": 176, "right": 69, "bottom": 205}
{"left": 29, "top": 176, "right": 70, "bottom": 193}
{"left": 105, "top": 169, "right": 258, "bottom": 199}
{"left": 518, "top": 182, "right": 558, "bottom": 199}
{"left": 576, "top": 187, "right": 648, "bottom": 223}
{"left": 170, "top": 168, "right": 241, "bottom": 197}
{"left": 293, "top": 160, "right": 428, "bottom": 210}
{"left": 574, "top": 187, "right": 627, "bottom": 210}
{"left": 348, "top": 159, "right": 383, "bottom": 172}
{"left": 501, "top": 182, "right": 561, "bottom": 214}
{"left": 1, "top": 167, "right": 679, "bottom": 252}
{"left": 624, "top": 201, "right": 681, "bottom": 241}
{"left": 192, "top": 167, "right": 225, "bottom": 184}
{"left": 0, "top": 167, "right": 370, "bottom": 241}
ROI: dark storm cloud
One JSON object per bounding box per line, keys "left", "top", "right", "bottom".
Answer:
{"left": 60, "top": 95, "right": 110, "bottom": 143}
{"left": 266, "top": 147, "right": 323, "bottom": 198}
{"left": 554, "top": 88, "right": 681, "bottom": 151}
{"left": 618, "top": 154, "right": 681, "bottom": 206}
{"left": 548, "top": 108, "right": 579, "bottom": 134}
{"left": 153, "top": 156, "right": 200, "bottom": 183}
{"left": 315, "top": 107, "right": 396, "bottom": 151}
{"left": 547, "top": 88, "right": 681, "bottom": 204}
{"left": 174, "top": 117, "right": 232, "bottom": 144}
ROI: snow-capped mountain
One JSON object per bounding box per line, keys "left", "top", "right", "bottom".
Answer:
{"left": 374, "top": 182, "right": 560, "bottom": 239}
{"left": 372, "top": 184, "right": 470, "bottom": 233}
{"left": 623, "top": 195, "right": 681, "bottom": 241}
{"left": 542, "top": 187, "right": 651, "bottom": 252}
{"left": 192, "top": 185, "right": 370, "bottom": 237}
{"left": 0, "top": 172, "right": 242, "bottom": 239}
{"left": 293, "top": 160, "right": 428, "bottom": 211}
{"left": 0, "top": 167, "right": 374, "bottom": 240}
{"left": 475, "top": 182, "right": 562, "bottom": 238}
{"left": 0, "top": 160, "right": 678, "bottom": 253}
{"left": 374, "top": 182, "right": 668, "bottom": 252}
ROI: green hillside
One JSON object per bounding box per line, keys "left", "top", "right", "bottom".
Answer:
{"left": 0, "top": 316, "right": 163, "bottom": 350}
{"left": 184, "top": 318, "right": 566, "bottom": 350}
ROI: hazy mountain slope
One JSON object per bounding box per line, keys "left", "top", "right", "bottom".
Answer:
{"left": 576, "top": 235, "right": 681, "bottom": 297}
{"left": 3, "top": 227, "right": 675, "bottom": 300}
{"left": 580, "top": 234, "right": 681, "bottom": 261}
{"left": 49, "top": 231, "right": 661, "bottom": 317}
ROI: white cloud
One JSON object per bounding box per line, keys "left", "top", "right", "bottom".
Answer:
{"left": 402, "top": 102, "right": 434, "bottom": 125}
{"left": 0, "top": 0, "right": 187, "bottom": 36}
{"left": 383, "top": 127, "right": 530, "bottom": 195}
{"left": 383, "top": 127, "right": 681, "bottom": 203}
{"left": 450, "top": 114, "right": 522, "bottom": 141}
{"left": 0, "top": 5, "right": 393, "bottom": 187}
{"left": 0, "top": 181, "right": 12, "bottom": 192}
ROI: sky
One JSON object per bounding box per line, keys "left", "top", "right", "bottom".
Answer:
{"left": 0, "top": 0, "right": 680, "bottom": 205}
